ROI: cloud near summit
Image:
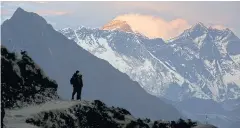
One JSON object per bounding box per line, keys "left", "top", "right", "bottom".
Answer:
{"left": 114, "top": 14, "right": 190, "bottom": 40}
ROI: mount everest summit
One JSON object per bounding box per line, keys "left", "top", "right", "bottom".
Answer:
{"left": 60, "top": 20, "right": 240, "bottom": 102}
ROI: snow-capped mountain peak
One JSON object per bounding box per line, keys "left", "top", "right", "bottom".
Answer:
{"left": 169, "top": 22, "right": 237, "bottom": 44}
{"left": 102, "top": 20, "right": 134, "bottom": 33}
{"left": 101, "top": 19, "right": 148, "bottom": 39}
{"left": 190, "top": 22, "right": 208, "bottom": 32}
{"left": 175, "top": 22, "right": 209, "bottom": 40}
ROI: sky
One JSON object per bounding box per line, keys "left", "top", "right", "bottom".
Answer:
{"left": 1, "top": 1, "right": 240, "bottom": 39}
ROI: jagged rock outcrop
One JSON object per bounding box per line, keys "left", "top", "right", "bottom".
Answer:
{"left": 1, "top": 46, "right": 59, "bottom": 127}
{"left": 1, "top": 46, "right": 59, "bottom": 109}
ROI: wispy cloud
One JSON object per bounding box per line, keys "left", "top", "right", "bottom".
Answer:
{"left": 35, "top": 10, "right": 71, "bottom": 16}
{"left": 211, "top": 25, "right": 227, "bottom": 30}
{"left": 32, "top": 1, "right": 49, "bottom": 4}
{"left": 112, "top": 2, "right": 172, "bottom": 12}
{"left": 0, "top": 9, "right": 10, "bottom": 15}
{"left": 114, "top": 14, "right": 190, "bottom": 40}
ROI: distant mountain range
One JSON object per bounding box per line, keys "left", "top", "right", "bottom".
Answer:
{"left": 59, "top": 18, "right": 240, "bottom": 128}
{"left": 60, "top": 19, "right": 240, "bottom": 103}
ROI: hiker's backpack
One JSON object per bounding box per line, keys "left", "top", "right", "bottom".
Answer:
{"left": 70, "top": 75, "right": 75, "bottom": 85}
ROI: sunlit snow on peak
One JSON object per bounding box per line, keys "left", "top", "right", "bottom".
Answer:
{"left": 102, "top": 14, "right": 190, "bottom": 40}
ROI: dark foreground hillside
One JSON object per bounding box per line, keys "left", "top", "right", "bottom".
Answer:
{"left": 1, "top": 46, "right": 59, "bottom": 109}
{"left": 25, "top": 100, "right": 198, "bottom": 128}
{"left": 1, "top": 46, "right": 59, "bottom": 128}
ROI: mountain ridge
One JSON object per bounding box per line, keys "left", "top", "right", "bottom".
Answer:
{"left": 169, "top": 22, "right": 238, "bottom": 44}
{"left": 60, "top": 21, "right": 240, "bottom": 102}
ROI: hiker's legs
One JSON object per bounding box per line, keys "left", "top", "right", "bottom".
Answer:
{"left": 1, "top": 108, "right": 4, "bottom": 128}
{"left": 72, "top": 87, "right": 77, "bottom": 100}
{"left": 76, "top": 87, "right": 82, "bottom": 100}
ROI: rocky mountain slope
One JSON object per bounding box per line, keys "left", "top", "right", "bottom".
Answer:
{"left": 60, "top": 21, "right": 240, "bottom": 102}
{"left": 1, "top": 46, "right": 59, "bottom": 109}
{"left": 4, "top": 99, "right": 199, "bottom": 128}
{"left": 1, "top": 45, "right": 59, "bottom": 128}
{"left": 1, "top": 7, "right": 183, "bottom": 120}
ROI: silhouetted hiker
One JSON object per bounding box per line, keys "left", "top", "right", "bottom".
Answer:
{"left": 70, "top": 70, "right": 83, "bottom": 100}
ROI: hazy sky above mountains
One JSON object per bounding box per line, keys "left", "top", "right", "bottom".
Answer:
{"left": 1, "top": 1, "right": 240, "bottom": 39}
